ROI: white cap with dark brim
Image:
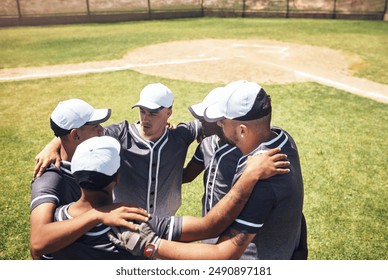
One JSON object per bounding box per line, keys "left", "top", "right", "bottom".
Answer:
{"left": 132, "top": 83, "right": 174, "bottom": 111}
{"left": 188, "top": 87, "right": 226, "bottom": 119}
{"left": 71, "top": 136, "right": 121, "bottom": 176}
{"left": 50, "top": 98, "right": 111, "bottom": 137}
{"left": 204, "top": 80, "right": 271, "bottom": 122}
{"left": 71, "top": 136, "right": 121, "bottom": 190}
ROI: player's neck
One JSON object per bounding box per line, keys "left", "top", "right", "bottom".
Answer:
{"left": 60, "top": 142, "right": 74, "bottom": 162}
{"left": 69, "top": 192, "right": 113, "bottom": 217}
{"left": 243, "top": 129, "right": 275, "bottom": 155}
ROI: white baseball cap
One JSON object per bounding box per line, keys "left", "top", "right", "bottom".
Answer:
{"left": 188, "top": 87, "right": 227, "bottom": 119}
{"left": 204, "top": 80, "right": 271, "bottom": 122}
{"left": 71, "top": 136, "right": 121, "bottom": 190}
{"left": 50, "top": 98, "right": 111, "bottom": 137}
{"left": 132, "top": 83, "right": 174, "bottom": 111}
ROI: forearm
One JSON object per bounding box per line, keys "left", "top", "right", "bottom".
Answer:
{"left": 180, "top": 171, "right": 257, "bottom": 241}
{"left": 155, "top": 239, "right": 238, "bottom": 260}
{"left": 182, "top": 160, "right": 204, "bottom": 184}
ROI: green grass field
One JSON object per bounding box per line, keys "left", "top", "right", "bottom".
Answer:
{"left": 0, "top": 18, "right": 387, "bottom": 260}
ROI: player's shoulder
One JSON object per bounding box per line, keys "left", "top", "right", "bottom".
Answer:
{"left": 172, "top": 120, "right": 197, "bottom": 130}
{"left": 170, "top": 120, "right": 201, "bottom": 140}
{"left": 32, "top": 164, "right": 64, "bottom": 184}
{"left": 104, "top": 120, "right": 136, "bottom": 141}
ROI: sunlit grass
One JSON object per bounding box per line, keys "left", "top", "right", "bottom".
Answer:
{"left": 0, "top": 18, "right": 387, "bottom": 84}
{"left": 0, "top": 18, "right": 387, "bottom": 260}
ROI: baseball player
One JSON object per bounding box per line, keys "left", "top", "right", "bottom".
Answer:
{"left": 34, "top": 83, "right": 202, "bottom": 217}
{"left": 30, "top": 99, "right": 148, "bottom": 259}
{"left": 104, "top": 83, "right": 202, "bottom": 216}
{"left": 52, "top": 136, "right": 182, "bottom": 259}
{"left": 183, "top": 87, "right": 243, "bottom": 244}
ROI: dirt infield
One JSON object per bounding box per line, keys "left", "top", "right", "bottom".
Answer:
{"left": 1, "top": 39, "right": 387, "bottom": 103}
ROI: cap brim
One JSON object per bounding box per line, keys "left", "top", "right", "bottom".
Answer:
{"left": 203, "top": 104, "right": 226, "bottom": 123}
{"left": 88, "top": 108, "right": 111, "bottom": 125}
{"left": 132, "top": 100, "right": 162, "bottom": 111}
{"left": 188, "top": 103, "right": 207, "bottom": 120}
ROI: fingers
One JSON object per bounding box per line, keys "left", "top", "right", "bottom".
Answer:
{"left": 276, "top": 168, "right": 290, "bottom": 174}
{"left": 33, "top": 163, "right": 41, "bottom": 178}
{"left": 55, "top": 157, "right": 61, "bottom": 169}
{"left": 264, "top": 147, "right": 281, "bottom": 156}
{"left": 274, "top": 160, "right": 290, "bottom": 174}
{"left": 120, "top": 216, "right": 149, "bottom": 231}
{"left": 120, "top": 208, "right": 150, "bottom": 221}
{"left": 270, "top": 152, "right": 287, "bottom": 161}
{"left": 118, "top": 213, "right": 149, "bottom": 230}
{"left": 98, "top": 205, "right": 150, "bottom": 230}
{"left": 124, "top": 222, "right": 140, "bottom": 231}
{"left": 127, "top": 213, "right": 149, "bottom": 222}
{"left": 34, "top": 162, "right": 46, "bottom": 178}
{"left": 275, "top": 160, "right": 290, "bottom": 167}
{"left": 33, "top": 158, "right": 55, "bottom": 178}
{"left": 116, "top": 203, "right": 149, "bottom": 216}
{"left": 38, "top": 166, "right": 46, "bottom": 178}
{"left": 37, "top": 163, "right": 49, "bottom": 178}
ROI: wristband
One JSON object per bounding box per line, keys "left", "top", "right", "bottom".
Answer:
{"left": 143, "top": 243, "right": 157, "bottom": 259}
{"left": 143, "top": 238, "right": 161, "bottom": 259}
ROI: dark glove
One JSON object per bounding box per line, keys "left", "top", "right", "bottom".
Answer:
{"left": 108, "top": 222, "right": 161, "bottom": 259}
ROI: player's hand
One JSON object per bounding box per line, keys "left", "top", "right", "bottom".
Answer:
{"left": 96, "top": 203, "right": 150, "bottom": 231}
{"left": 109, "top": 222, "right": 161, "bottom": 259}
{"left": 245, "top": 147, "right": 290, "bottom": 181}
{"left": 34, "top": 138, "right": 61, "bottom": 178}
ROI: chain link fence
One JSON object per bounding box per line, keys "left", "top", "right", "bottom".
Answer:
{"left": 1, "top": 0, "right": 387, "bottom": 26}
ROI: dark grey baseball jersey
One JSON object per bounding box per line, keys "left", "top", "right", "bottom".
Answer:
{"left": 104, "top": 120, "right": 202, "bottom": 216}
{"left": 230, "top": 127, "right": 304, "bottom": 260}
{"left": 191, "top": 135, "right": 242, "bottom": 217}
{"left": 52, "top": 207, "right": 182, "bottom": 260}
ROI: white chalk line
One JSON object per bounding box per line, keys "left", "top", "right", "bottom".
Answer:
{"left": 0, "top": 56, "right": 387, "bottom": 103}
{"left": 295, "top": 71, "right": 388, "bottom": 102}
{"left": 254, "top": 59, "right": 388, "bottom": 103}
{"left": 0, "top": 57, "right": 220, "bottom": 82}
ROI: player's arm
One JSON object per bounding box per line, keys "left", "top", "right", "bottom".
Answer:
{"left": 183, "top": 141, "right": 205, "bottom": 183}
{"left": 30, "top": 202, "right": 149, "bottom": 259}
{"left": 34, "top": 137, "right": 61, "bottom": 178}
{"left": 156, "top": 229, "right": 255, "bottom": 260}
{"left": 109, "top": 222, "right": 255, "bottom": 260}
{"left": 179, "top": 147, "right": 289, "bottom": 241}
{"left": 182, "top": 159, "right": 204, "bottom": 183}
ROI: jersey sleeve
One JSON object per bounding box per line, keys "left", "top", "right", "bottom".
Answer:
{"left": 30, "top": 168, "right": 65, "bottom": 213}
{"left": 103, "top": 121, "right": 129, "bottom": 143}
{"left": 149, "top": 215, "right": 182, "bottom": 241}
{"left": 175, "top": 120, "right": 203, "bottom": 145}
{"left": 230, "top": 181, "right": 276, "bottom": 234}
{"left": 191, "top": 143, "right": 204, "bottom": 164}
